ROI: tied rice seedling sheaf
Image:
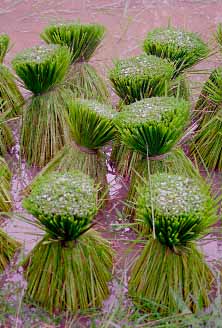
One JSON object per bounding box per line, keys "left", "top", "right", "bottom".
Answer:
{"left": 24, "top": 98, "right": 117, "bottom": 197}
{"left": 109, "top": 54, "right": 175, "bottom": 105}
{"left": 143, "top": 27, "right": 210, "bottom": 76}
{"left": 0, "top": 34, "right": 24, "bottom": 117}
{"left": 111, "top": 96, "right": 197, "bottom": 220}
{"left": 111, "top": 96, "right": 190, "bottom": 174}
{"left": 129, "top": 173, "right": 218, "bottom": 314}
{"left": 41, "top": 22, "right": 109, "bottom": 103}
{"left": 0, "top": 34, "right": 9, "bottom": 64}
{"left": 1, "top": 16, "right": 222, "bottom": 327}
{"left": 22, "top": 171, "right": 114, "bottom": 313}
{"left": 12, "top": 44, "right": 73, "bottom": 167}
{"left": 143, "top": 27, "right": 210, "bottom": 101}
{"left": 0, "top": 99, "right": 14, "bottom": 156}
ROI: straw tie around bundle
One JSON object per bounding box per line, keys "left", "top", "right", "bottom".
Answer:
{"left": 129, "top": 173, "right": 217, "bottom": 314}
{"left": 22, "top": 171, "right": 114, "bottom": 313}
{"left": 12, "top": 44, "right": 73, "bottom": 166}
{"left": 109, "top": 54, "right": 175, "bottom": 105}
{"left": 41, "top": 22, "right": 109, "bottom": 102}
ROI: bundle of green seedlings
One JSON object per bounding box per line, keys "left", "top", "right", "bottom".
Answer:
{"left": 143, "top": 26, "right": 209, "bottom": 99}
{"left": 113, "top": 97, "right": 199, "bottom": 220}
{"left": 0, "top": 34, "right": 24, "bottom": 117}
{"left": 22, "top": 171, "right": 114, "bottom": 314}
{"left": 129, "top": 173, "right": 217, "bottom": 314}
{"left": 40, "top": 22, "right": 109, "bottom": 103}
{"left": 0, "top": 157, "right": 19, "bottom": 272}
{"left": 0, "top": 229, "right": 20, "bottom": 272}
{"left": 143, "top": 27, "right": 209, "bottom": 75}
{"left": 109, "top": 54, "right": 175, "bottom": 105}
{"left": 12, "top": 44, "right": 73, "bottom": 167}
{"left": 109, "top": 54, "right": 175, "bottom": 166}
{"left": 112, "top": 96, "right": 191, "bottom": 176}
{"left": 0, "top": 156, "right": 12, "bottom": 213}
{"left": 0, "top": 99, "right": 14, "bottom": 156}
{"left": 191, "top": 67, "right": 222, "bottom": 170}
{"left": 215, "top": 22, "right": 222, "bottom": 51}
{"left": 26, "top": 98, "right": 117, "bottom": 195}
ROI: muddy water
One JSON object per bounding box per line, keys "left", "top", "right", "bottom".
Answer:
{"left": 0, "top": 0, "right": 222, "bottom": 324}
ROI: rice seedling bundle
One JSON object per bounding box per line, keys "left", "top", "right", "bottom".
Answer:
{"left": 0, "top": 34, "right": 9, "bottom": 64}
{"left": 12, "top": 45, "right": 70, "bottom": 94}
{"left": 41, "top": 22, "right": 109, "bottom": 102}
{"left": 112, "top": 96, "right": 190, "bottom": 177}
{"left": 169, "top": 73, "right": 190, "bottom": 100}
{"left": 0, "top": 156, "right": 19, "bottom": 272}
{"left": 124, "top": 148, "right": 201, "bottom": 222}
{"left": 22, "top": 171, "right": 114, "bottom": 313}
{"left": 0, "top": 99, "right": 14, "bottom": 156}
{"left": 143, "top": 27, "right": 209, "bottom": 100}
{"left": 26, "top": 99, "right": 117, "bottom": 194}
{"left": 191, "top": 67, "right": 222, "bottom": 170}
{"left": 112, "top": 96, "right": 200, "bottom": 220}
{"left": 136, "top": 174, "right": 217, "bottom": 242}
{"left": 215, "top": 23, "right": 222, "bottom": 51}
{"left": 12, "top": 45, "right": 73, "bottom": 167}
{"left": 109, "top": 54, "right": 175, "bottom": 105}
{"left": 129, "top": 173, "right": 217, "bottom": 314}
{"left": 0, "top": 156, "right": 12, "bottom": 212}
{"left": 143, "top": 27, "right": 209, "bottom": 76}
{"left": 0, "top": 34, "right": 24, "bottom": 117}
{"left": 0, "top": 229, "right": 20, "bottom": 272}
{"left": 194, "top": 67, "right": 222, "bottom": 122}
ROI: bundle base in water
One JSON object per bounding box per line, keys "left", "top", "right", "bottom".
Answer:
{"left": 0, "top": 229, "right": 20, "bottom": 272}
{"left": 20, "top": 89, "right": 72, "bottom": 167}
{"left": 129, "top": 238, "right": 214, "bottom": 314}
{"left": 65, "top": 62, "right": 109, "bottom": 103}
{"left": 23, "top": 230, "right": 113, "bottom": 314}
